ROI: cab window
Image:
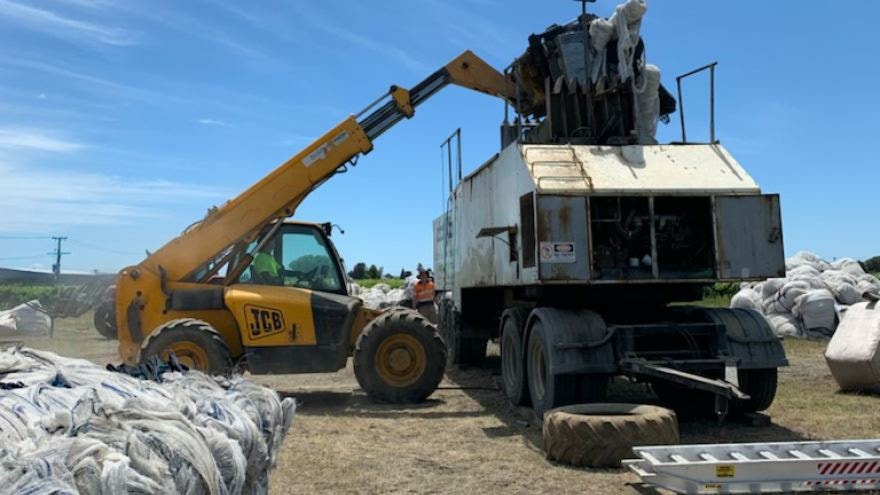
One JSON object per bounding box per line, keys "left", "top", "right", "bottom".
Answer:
{"left": 240, "top": 226, "right": 343, "bottom": 293}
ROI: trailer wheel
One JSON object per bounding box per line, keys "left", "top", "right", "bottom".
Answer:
{"left": 93, "top": 300, "right": 117, "bottom": 340}
{"left": 526, "top": 319, "right": 578, "bottom": 417}
{"left": 544, "top": 403, "right": 679, "bottom": 468}
{"left": 139, "top": 319, "right": 233, "bottom": 375}
{"left": 354, "top": 309, "right": 446, "bottom": 403}
{"left": 438, "top": 297, "right": 486, "bottom": 366}
{"left": 736, "top": 368, "right": 777, "bottom": 412}
{"left": 500, "top": 307, "right": 530, "bottom": 406}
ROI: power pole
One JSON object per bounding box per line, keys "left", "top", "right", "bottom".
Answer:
{"left": 49, "top": 236, "right": 69, "bottom": 283}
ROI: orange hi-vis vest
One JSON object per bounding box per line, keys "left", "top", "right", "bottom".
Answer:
{"left": 413, "top": 280, "right": 435, "bottom": 303}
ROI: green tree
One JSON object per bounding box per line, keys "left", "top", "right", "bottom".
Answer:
{"left": 366, "top": 264, "right": 382, "bottom": 279}
{"left": 349, "top": 262, "right": 367, "bottom": 279}
{"left": 864, "top": 256, "right": 880, "bottom": 273}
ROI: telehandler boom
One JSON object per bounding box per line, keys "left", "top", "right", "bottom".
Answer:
{"left": 113, "top": 51, "right": 517, "bottom": 402}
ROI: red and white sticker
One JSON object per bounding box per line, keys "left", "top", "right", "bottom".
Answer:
{"left": 540, "top": 242, "right": 575, "bottom": 264}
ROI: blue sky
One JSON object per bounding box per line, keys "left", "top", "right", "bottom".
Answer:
{"left": 1, "top": 0, "right": 878, "bottom": 275}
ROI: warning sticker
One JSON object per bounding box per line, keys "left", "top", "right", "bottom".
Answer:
{"left": 303, "top": 131, "right": 349, "bottom": 167}
{"left": 703, "top": 483, "right": 722, "bottom": 490}
{"left": 539, "top": 242, "right": 575, "bottom": 264}
{"left": 716, "top": 465, "right": 736, "bottom": 478}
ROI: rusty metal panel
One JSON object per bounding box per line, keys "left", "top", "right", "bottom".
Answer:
{"left": 537, "top": 195, "right": 590, "bottom": 281}
{"left": 522, "top": 144, "right": 761, "bottom": 195}
{"left": 714, "top": 195, "right": 785, "bottom": 280}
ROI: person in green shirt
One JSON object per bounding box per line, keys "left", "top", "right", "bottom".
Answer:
{"left": 252, "top": 245, "right": 283, "bottom": 285}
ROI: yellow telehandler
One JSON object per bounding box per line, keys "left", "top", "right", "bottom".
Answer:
{"left": 111, "top": 51, "right": 519, "bottom": 403}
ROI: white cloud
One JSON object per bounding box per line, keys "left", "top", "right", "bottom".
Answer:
{"left": 196, "top": 118, "right": 229, "bottom": 127}
{"left": 0, "top": 127, "right": 84, "bottom": 152}
{"left": 0, "top": 163, "right": 225, "bottom": 231}
{"left": 0, "top": 0, "right": 135, "bottom": 46}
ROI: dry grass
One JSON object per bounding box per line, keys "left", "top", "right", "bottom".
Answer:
{"left": 8, "top": 315, "right": 880, "bottom": 494}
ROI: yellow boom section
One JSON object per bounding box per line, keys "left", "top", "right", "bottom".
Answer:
{"left": 136, "top": 50, "right": 517, "bottom": 282}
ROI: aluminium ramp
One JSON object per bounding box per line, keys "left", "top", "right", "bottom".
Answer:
{"left": 625, "top": 439, "right": 880, "bottom": 493}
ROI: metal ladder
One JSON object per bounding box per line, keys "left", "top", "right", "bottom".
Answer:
{"left": 625, "top": 439, "right": 880, "bottom": 493}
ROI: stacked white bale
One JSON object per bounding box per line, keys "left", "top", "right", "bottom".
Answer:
{"left": 825, "top": 302, "right": 880, "bottom": 391}
{"left": 731, "top": 251, "right": 880, "bottom": 338}
{"left": 0, "top": 348, "right": 295, "bottom": 494}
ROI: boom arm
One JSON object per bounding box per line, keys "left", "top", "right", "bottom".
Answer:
{"left": 133, "top": 51, "right": 516, "bottom": 282}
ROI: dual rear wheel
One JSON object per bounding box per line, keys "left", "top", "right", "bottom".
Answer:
{"left": 501, "top": 308, "right": 608, "bottom": 417}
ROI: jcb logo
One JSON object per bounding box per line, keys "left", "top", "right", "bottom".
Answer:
{"left": 244, "top": 305, "right": 285, "bottom": 339}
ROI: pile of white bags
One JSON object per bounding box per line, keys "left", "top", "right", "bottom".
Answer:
{"left": 731, "top": 251, "right": 880, "bottom": 339}
{"left": 0, "top": 301, "right": 52, "bottom": 337}
{"left": 0, "top": 347, "right": 295, "bottom": 494}
{"left": 348, "top": 276, "right": 417, "bottom": 310}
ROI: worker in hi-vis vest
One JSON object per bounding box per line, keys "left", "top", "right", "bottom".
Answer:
{"left": 412, "top": 266, "right": 436, "bottom": 322}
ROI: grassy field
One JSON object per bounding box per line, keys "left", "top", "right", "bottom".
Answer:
{"left": 8, "top": 309, "right": 880, "bottom": 494}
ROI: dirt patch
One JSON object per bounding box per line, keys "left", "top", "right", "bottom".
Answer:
{"left": 13, "top": 316, "right": 880, "bottom": 494}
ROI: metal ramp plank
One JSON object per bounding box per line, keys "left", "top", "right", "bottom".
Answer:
{"left": 628, "top": 439, "right": 880, "bottom": 493}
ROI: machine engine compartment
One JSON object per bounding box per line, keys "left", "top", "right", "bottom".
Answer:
{"left": 590, "top": 196, "right": 715, "bottom": 280}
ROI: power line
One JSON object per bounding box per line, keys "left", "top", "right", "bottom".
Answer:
{"left": 67, "top": 238, "right": 142, "bottom": 256}
{"left": 0, "top": 236, "right": 50, "bottom": 240}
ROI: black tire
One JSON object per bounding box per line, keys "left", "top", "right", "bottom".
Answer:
{"left": 543, "top": 403, "right": 679, "bottom": 468}
{"left": 438, "top": 297, "right": 487, "bottom": 367}
{"left": 139, "top": 318, "right": 233, "bottom": 376}
{"left": 93, "top": 300, "right": 117, "bottom": 340}
{"left": 736, "top": 368, "right": 778, "bottom": 412}
{"left": 526, "top": 319, "right": 578, "bottom": 417}
{"left": 354, "top": 309, "right": 446, "bottom": 403}
{"left": 501, "top": 307, "right": 530, "bottom": 406}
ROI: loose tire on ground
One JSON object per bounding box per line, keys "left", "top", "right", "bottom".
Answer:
{"left": 139, "top": 318, "right": 233, "bottom": 375}
{"left": 93, "top": 300, "right": 117, "bottom": 340}
{"left": 500, "top": 307, "right": 530, "bottom": 406}
{"left": 354, "top": 309, "right": 446, "bottom": 403}
{"left": 526, "top": 319, "right": 578, "bottom": 417}
{"left": 543, "top": 403, "right": 679, "bottom": 468}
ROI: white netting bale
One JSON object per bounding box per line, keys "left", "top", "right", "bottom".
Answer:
{"left": 793, "top": 289, "right": 836, "bottom": 331}
{"left": 0, "top": 301, "right": 51, "bottom": 337}
{"left": 636, "top": 64, "right": 661, "bottom": 144}
{"left": 766, "top": 312, "right": 804, "bottom": 338}
{"left": 831, "top": 258, "right": 866, "bottom": 277}
{"left": 730, "top": 288, "right": 762, "bottom": 311}
{"left": 0, "top": 348, "right": 296, "bottom": 495}
{"left": 764, "top": 280, "right": 810, "bottom": 314}
{"left": 821, "top": 270, "right": 862, "bottom": 305}
{"left": 856, "top": 274, "right": 880, "bottom": 295}
{"left": 761, "top": 279, "right": 786, "bottom": 299}
{"left": 825, "top": 302, "right": 880, "bottom": 391}
{"left": 786, "top": 251, "right": 824, "bottom": 271}
{"left": 589, "top": 18, "right": 614, "bottom": 51}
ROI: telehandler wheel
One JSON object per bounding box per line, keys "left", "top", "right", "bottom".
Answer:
{"left": 93, "top": 300, "right": 117, "bottom": 340}
{"left": 139, "top": 318, "right": 233, "bottom": 376}
{"left": 526, "top": 319, "right": 578, "bottom": 417}
{"left": 354, "top": 309, "right": 446, "bottom": 404}
{"left": 501, "top": 307, "right": 530, "bottom": 406}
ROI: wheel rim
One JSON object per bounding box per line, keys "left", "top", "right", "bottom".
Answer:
{"left": 164, "top": 341, "right": 209, "bottom": 370}
{"left": 375, "top": 334, "right": 427, "bottom": 387}
{"left": 501, "top": 326, "right": 518, "bottom": 392}
{"left": 529, "top": 332, "right": 547, "bottom": 401}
